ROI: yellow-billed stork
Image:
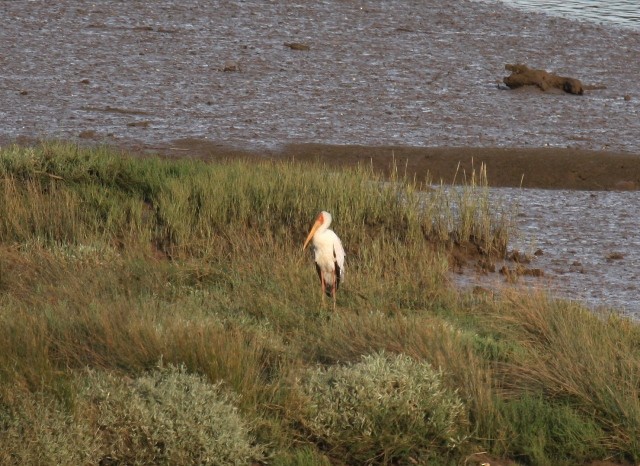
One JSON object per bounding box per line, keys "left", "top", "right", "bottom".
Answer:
{"left": 303, "top": 211, "right": 345, "bottom": 308}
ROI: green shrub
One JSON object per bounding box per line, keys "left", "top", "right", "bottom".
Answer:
{"left": 80, "top": 364, "right": 264, "bottom": 465}
{"left": 296, "top": 351, "right": 468, "bottom": 464}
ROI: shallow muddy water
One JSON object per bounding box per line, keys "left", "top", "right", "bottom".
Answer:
{"left": 458, "top": 188, "right": 640, "bottom": 317}
{"left": 1, "top": 0, "right": 639, "bottom": 314}
{"left": 501, "top": 0, "right": 640, "bottom": 29}
{"left": 1, "top": 0, "right": 639, "bottom": 152}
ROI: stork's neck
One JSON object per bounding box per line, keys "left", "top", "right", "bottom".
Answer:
{"left": 317, "top": 221, "right": 330, "bottom": 234}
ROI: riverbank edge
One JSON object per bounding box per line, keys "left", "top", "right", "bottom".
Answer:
{"left": 149, "top": 139, "right": 640, "bottom": 191}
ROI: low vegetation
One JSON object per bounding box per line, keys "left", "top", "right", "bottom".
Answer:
{"left": 296, "top": 351, "right": 467, "bottom": 464}
{"left": 0, "top": 141, "right": 637, "bottom": 465}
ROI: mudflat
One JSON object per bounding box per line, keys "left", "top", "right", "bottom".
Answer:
{"left": 1, "top": 0, "right": 639, "bottom": 191}
{"left": 1, "top": 1, "right": 639, "bottom": 170}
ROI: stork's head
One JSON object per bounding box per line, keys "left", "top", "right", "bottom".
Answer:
{"left": 303, "top": 211, "right": 332, "bottom": 250}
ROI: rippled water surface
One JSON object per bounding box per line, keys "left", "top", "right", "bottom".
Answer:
{"left": 502, "top": 0, "right": 640, "bottom": 29}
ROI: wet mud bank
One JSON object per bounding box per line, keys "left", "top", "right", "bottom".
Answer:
{"left": 149, "top": 139, "right": 640, "bottom": 191}
{"left": 286, "top": 144, "right": 640, "bottom": 191}
{"left": 5, "top": 136, "right": 640, "bottom": 191}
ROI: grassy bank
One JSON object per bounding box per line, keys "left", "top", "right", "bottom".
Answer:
{"left": 0, "top": 142, "right": 638, "bottom": 465}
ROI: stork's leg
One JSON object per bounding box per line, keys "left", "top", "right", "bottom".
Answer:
{"left": 321, "top": 275, "right": 326, "bottom": 304}
{"left": 332, "top": 270, "right": 337, "bottom": 310}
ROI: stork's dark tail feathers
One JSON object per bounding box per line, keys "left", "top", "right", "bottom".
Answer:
{"left": 324, "top": 283, "right": 334, "bottom": 297}
{"left": 315, "top": 262, "right": 342, "bottom": 298}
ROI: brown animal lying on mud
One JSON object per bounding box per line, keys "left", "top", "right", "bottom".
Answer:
{"left": 503, "top": 63, "right": 585, "bottom": 95}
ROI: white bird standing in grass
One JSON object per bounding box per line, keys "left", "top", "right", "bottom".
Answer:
{"left": 303, "top": 211, "right": 345, "bottom": 308}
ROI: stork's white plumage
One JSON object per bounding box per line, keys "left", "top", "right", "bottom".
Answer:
{"left": 303, "top": 211, "right": 345, "bottom": 307}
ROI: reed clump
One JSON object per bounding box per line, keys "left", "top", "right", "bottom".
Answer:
{"left": 0, "top": 141, "right": 637, "bottom": 465}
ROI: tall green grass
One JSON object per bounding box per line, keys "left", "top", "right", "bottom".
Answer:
{"left": 0, "top": 141, "right": 637, "bottom": 465}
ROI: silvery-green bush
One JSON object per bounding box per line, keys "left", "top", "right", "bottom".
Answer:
{"left": 81, "top": 364, "right": 264, "bottom": 465}
{"left": 0, "top": 392, "right": 100, "bottom": 465}
{"left": 298, "top": 351, "right": 467, "bottom": 464}
{"left": 0, "top": 366, "right": 264, "bottom": 465}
